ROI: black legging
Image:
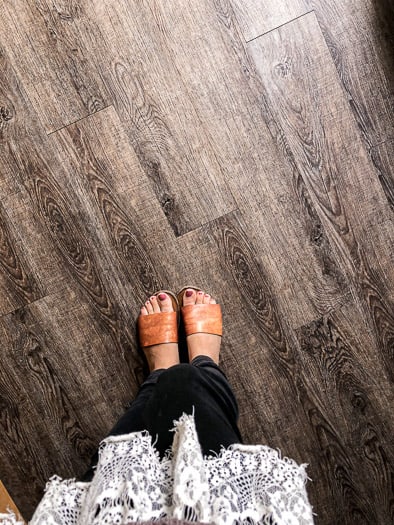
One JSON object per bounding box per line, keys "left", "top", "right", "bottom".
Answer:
{"left": 81, "top": 356, "right": 242, "bottom": 481}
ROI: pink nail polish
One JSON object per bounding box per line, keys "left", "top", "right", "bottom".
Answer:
{"left": 158, "top": 293, "right": 166, "bottom": 300}
{"left": 198, "top": 291, "right": 203, "bottom": 295}
{"left": 186, "top": 290, "right": 193, "bottom": 297}
{"left": 151, "top": 296, "right": 156, "bottom": 300}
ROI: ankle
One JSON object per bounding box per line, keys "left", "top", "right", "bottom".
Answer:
{"left": 145, "top": 342, "right": 180, "bottom": 372}
{"left": 187, "top": 333, "right": 221, "bottom": 365}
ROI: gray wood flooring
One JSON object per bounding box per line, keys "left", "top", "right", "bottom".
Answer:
{"left": 0, "top": 1, "right": 393, "bottom": 522}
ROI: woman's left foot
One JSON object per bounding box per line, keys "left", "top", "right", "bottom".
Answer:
{"left": 182, "top": 289, "right": 222, "bottom": 364}
{"left": 139, "top": 293, "right": 180, "bottom": 372}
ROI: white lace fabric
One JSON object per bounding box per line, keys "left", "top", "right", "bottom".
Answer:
{"left": 5, "top": 414, "right": 314, "bottom": 524}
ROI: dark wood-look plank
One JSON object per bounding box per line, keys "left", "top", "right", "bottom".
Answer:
{"left": 308, "top": 0, "right": 394, "bottom": 147}
{"left": 296, "top": 300, "right": 394, "bottom": 524}
{"left": 176, "top": 210, "right": 319, "bottom": 443}
{"left": 0, "top": 0, "right": 392, "bottom": 522}
{"left": 0, "top": 203, "right": 43, "bottom": 315}
{"left": 0, "top": 287, "right": 136, "bottom": 519}
{"left": 52, "top": 105, "right": 176, "bottom": 307}
{"left": 148, "top": 0, "right": 349, "bottom": 329}
{"left": 0, "top": 53, "right": 137, "bottom": 363}
{"left": 230, "top": 0, "right": 308, "bottom": 41}
{"left": 176, "top": 211, "right": 352, "bottom": 521}
{"left": 0, "top": 43, "right": 67, "bottom": 304}
{"left": 248, "top": 12, "right": 394, "bottom": 380}
{"left": 87, "top": 0, "right": 236, "bottom": 237}
{"left": 231, "top": 0, "right": 393, "bottom": 147}
{"left": 0, "top": 0, "right": 109, "bottom": 133}
{"left": 371, "top": 139, "right": 394, "bottom": 211}
{"left": 0, "top": 53, "right": 162, "bottom": 517}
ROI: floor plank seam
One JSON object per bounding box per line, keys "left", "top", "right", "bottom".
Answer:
{"left": 370, "top": 138, "right": 393, "bottom": 150}
{"left": 245, "top": 10, "right": 314, "bottom": 43}
{"left": 47, "top": 104, "right": 113, "bottom": 136}
{"left": 0, "top": 292, "right": 67, "bottom": 321}
{"left": 175, "top": 208, "right": 240, "bottom": 238}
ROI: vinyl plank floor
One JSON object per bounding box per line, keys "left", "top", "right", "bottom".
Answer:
{"left": 148, "top": 0, "right": 350, "bottom": 330}
{"left": 231, "top": 0, "right": 308, "bottom": 40}
{"left": 231, "top": 0, "right": 394, "bottom": 147}
{"left": 0, "top": 0, "right": 109, "bottom": 133}
{"left": 309, "top": 0, "right": 394, "bottom": 146}
{"left": 295, "top": 299, "right": 394, "bottom": 523}
{"left": 0, "top": 1, "right": 392, "bottom": 523}
{"left": 0, "top": 202, "right": 43, "bottom": 315}
{"left": 89, "top": 0, "right": 236, "bottom": 237}
{"left": 248, "top": 11, "right": 394, "bottom": 379}
{"left": 0, "top": 286, "right": 135, "bottom": 518}
{"left": 371, "top": 139, "right": 394, "bottom": 211}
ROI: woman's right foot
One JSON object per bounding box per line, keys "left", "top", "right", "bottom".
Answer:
{"left": 182, "top": 289, "right": 221, "bottom": 364}
{"left": 139, "top": 293, "right": 180, "bottom": 372}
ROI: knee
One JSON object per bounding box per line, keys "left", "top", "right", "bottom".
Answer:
{"left": 156, "top": 363, "right": 201, "bottom": 388}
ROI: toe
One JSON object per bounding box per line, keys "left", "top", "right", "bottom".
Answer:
{"left": 140, "top": 306, "right": 148, "bottom": 315}
{"left": 203, "top": 293, "right": 211, "bottom": 304}
{"left": 210, "top": 298, "right": 217, "bottom": 304}
{"left": 196, "top": 290, "right": 204, "bottom": 304}
{"left": 145, "top": 299, "right": 154, "bottom": 314}
{"left": 150, "top": 295, "right": 161, "bottom": 313}
{"left": 183, "top": 288, "right": 197, "bottom": 306}
{"left": 157, "top": 292, "right": 173, "bottom": 312}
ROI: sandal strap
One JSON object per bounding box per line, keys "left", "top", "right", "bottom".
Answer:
{"left": 181, "top": 304, "right": 223, "bottom": 336}
{"left": 138, "top": 311, "right": 178, "bottom": 347}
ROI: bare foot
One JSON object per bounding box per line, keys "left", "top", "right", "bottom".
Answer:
{"left": 182, "top": 289, "right": 221, "bottom": 364}
{"left": 139, "top": 293, "right": 180, "bottom": 371}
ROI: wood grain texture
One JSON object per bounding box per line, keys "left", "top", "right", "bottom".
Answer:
{"left": 248, "top": 12, "right": 394, "bottom": 380}
{"left": 0, "top": 0, "right": 392, "bottom": 523}
{"left": 0, "top": 287, "right": 137, "bottom": 518}
{"left": 54, "top": 106, "right": 167, "bottom": 303}
{"left": 231, "top": 0, "right": 393, "bottom": 146}
{"left": 148, "top": 0, "right": 350, "bottom": 330}
{"left": 371, "top": 139, "right": 394, "bottom": 211}
{"left": 296, "top": 300, "right": 394, "bottom": 523}
{"left": 308, "top": 0, "right": 394, "bottom": 146}
{"left": 231, "top": 0, "right": 308, "bottom": 40}
{"left": 0, "top": 79, "right": 134, "bottom": 362}
{"left": 176, "top": 212, "right": 322, "bottom": 459}
{"left": 0, "top": 203, "right": 43, "bottom": 315}
{"left": 89, "top": 0, "right": 236, "bottom": 236}
{"left": 0, "top": 0, "right": 109, "bottom": 133}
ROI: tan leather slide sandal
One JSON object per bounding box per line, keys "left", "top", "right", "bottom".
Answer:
{"left": 177, "top": 286, "right": 223, "bottom": 337}
{"left": 137, "top": 290, "right": 179, "bottom": 348}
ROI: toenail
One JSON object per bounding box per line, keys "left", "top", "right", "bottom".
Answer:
{"left": 198, "top": 291, "right": 203, "bottom": 295}
{"left": 151, "top": 296, "right": 156, "bottom": 300}
{"left": 186, "top": 290, "right": 193, "bottom": 297}
{"left": 205, "top": 293, "right": 209, "bottom": 296}
{"left": 158, "top": 293, "right": 166, "bottom": 300}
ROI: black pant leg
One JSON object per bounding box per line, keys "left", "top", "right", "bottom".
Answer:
{"left": 143, "top": 357, "right": 242, "bottom": 458}
{"left": 191, "top": 355, "right": 243, "bottom": 449}
{"left": 80, "top": 358, "right": 243, "bottom": 480}
{"left": 80, "top": 369, "right": 164, "bottom": 481}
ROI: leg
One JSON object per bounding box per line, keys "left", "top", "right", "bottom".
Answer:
{"left": 80, "top": 369, "right": 164, "bottom": 481}
{"left": 142, "top": 358, "right": 242, "bottom": 458}
{"left": 191, "top": 354, "right": 242, "bottom": 451}
{"left": 80, "top": 291, "right": 180, "bottom": 481}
